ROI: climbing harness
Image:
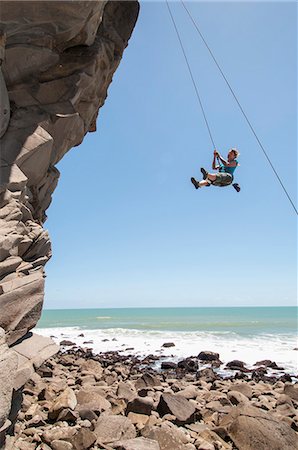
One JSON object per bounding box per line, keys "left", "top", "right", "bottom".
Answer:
{"left": 217, "top": 156, "right": 240, "bottom": 192}
{"left": 166, "top": 0, "right": 297, "bottom": 214}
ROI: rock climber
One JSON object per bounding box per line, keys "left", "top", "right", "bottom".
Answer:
{"left": 191, "top": 148, "right": 240, "bottom": 192}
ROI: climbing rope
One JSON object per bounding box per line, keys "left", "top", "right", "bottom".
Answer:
{"left": 177, "top": 0, "right": 297, "bottom": 215}
{"left": 165, "top": 0, "right": 216, "bottom": 150}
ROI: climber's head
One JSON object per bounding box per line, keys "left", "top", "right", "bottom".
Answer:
{"left": 228, "top": 148, "right": 239, "bottom": 161}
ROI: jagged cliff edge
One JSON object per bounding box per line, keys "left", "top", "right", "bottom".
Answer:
{"left": 0, "top": 1, "right": 139, "bottom": 443}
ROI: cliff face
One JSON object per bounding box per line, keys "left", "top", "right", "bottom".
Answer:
{"left": 0, "top": 1, "right": 139, "bottom": 346}
{"left": 0, "top": 3, "right": 139, "bottom": 440}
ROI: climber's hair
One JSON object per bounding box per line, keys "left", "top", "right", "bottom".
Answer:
{"left": 230, "top": 148, "right": 240, "bottom": 158}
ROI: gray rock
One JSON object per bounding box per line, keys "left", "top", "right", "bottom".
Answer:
{"left": 220, "top": 403, "right": 298, "bottom": 450}
{"left": 51, "top": 441, "right": 73, "bottom": 450}
{"left": 227, "top": 390, "right": 249, "bottom": 405}
{"left": 0, "top": 44, "right": 10, "bottom": 138}
{"left": 42, "top": 426, "right": 77, "bottom": 444}
{"left": 0, "top": 272, "right": 45, "bottom": 345}
{"left": 198, "top": 351, "right": 220, "bottom": 361}
{"left": 162, "top": 342, "right": 175, "bottom": 348}
{"left": 80, "top": 359, "right": 103, "bottom": 379}
{"left": 142, "top": 423, "right": 186, "bottom": 450}
{"left": 60, "top": 340, "right": 76, "bottom": 346}
{"left": 117, "top": 381, "right": 137, "bottom": 401}
{"left": 77, "top": 408, "right": 98, "bottom": 422}
{"left": 0, "top": 328, "right": 17, "bottom": 426}
{"left": 284, "top": 384, "right": 298, "bottom": 402}
{"left": 11, "top": 332, "right": 59, "bottom": 390}
{"left": 0, "top": 0, "right": 139, "bottom": 437}
{"left": 177, "top": 358, "right": 198, "bottom": 372}
{"left": 49, "top": 387, "right": 77, "bottom": 420}
{"left": 114, "top": 437, "right": 160, "bottom": 450}
{"left": 135, "top": 373, "right": 161, "bottom": 390}
{"left": 76, "top": 387, "right": 111, "bottom": 413}
{"left": 197, "top": 368, "right": 218, "bottom": 383}
{"left": 72, "top": 428, "right": 96, "bottom": 450}
{"left": 228, "top": 382, "right": 253, "bottom": 399}
{"left": 94, "top": 414, "right": 136, "bottom": 444}
{"left": 157, "top": 393, "right": 196, "bottom": 425}
{"left": 225, "top": 360, "right": 247, "bottom": 370}
{"left": 161, "top": 361, "right": 177, "bottom": 370}
{"left": 0, "top": 328, "right": 17, "bottom": 447}
{"left": 126, "top": 396, "right": 154, "bottom": 416}
{"left": 56, "top": 408, "right": 79, "bottom": 423}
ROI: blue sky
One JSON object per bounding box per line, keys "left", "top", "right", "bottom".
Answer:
{"left": 44, "top": 1, "right": 297, "bottom": 309}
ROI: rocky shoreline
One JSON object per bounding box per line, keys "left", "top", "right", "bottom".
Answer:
{"left": 5, "top": 346, "right": 298, "bottom": 450}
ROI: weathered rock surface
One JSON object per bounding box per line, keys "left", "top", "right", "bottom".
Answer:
{"left": 114, "top": 437, "right": 160, "bottom": 450}
{"left": 94, "top": 414, "right": 137, "bottom": 443}
{"left": 142, "top": 422, "right": 187, "bottom": 450}
{"left": 76, "top": 387, "right": 111, "bottom": 413}
{"left": 0, "top": 328, "right": 18, "bottom": 447}
{"left": 0, "top": 2, "right": 139, "bottom": 444}
{"left": 48, "top": 387, "right": 77, "bottom": 420}
{"left": 157, "top": 393, "right": 197, "bottom": 425}
{"left": 8, "top": 348, "right": 298, "bottom": 450}
{"left": 220, "top": 403, "right": 298, "bottom": 450}
{"left": 198, "top": 351, "right": 220, "bottom": 361}
{"left": 0, "top": 0, "right": 139, "bottom": 344}
{"left": 11, "top": 332, "right": 59, "bottom": 390}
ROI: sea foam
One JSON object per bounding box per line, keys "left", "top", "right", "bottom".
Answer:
{"left": 34, "top": 326, "right": 298, "bottom": 376}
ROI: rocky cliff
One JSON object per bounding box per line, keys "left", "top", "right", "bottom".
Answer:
{"left": 0, "top": 0, "right": 139, "bottom": 443}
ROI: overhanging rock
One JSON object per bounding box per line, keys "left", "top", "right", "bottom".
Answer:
{"left": 0, "top": 1, "right": 139, "bottom": 445}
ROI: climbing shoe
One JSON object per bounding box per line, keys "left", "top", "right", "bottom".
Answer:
{"left": 191, "top": 177, "right": 200, "bottom": 189}
{"left": 200, "top": 168, "right": 208, "bottom": 180}
{"left": 232, "top": 183, "right": 241, "bottom": 192}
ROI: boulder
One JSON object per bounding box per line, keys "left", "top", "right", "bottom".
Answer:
{"left": 42, "top": 426, "right": 77, "bottom": 444}
{"left": 114, "top": 437, "right": 160, "bottom": 450}
{"left": 51, "top": 441, "right": 73, "bottom": 450}
{"left": 127, "top": 412, "right": 150, "bottom": 429}
{"left": 94, "top": 414, "right": 136, "bottom": 444}
{"left": 56, "top": 408, "right": 78, "bottom": 423}
{"left": 0, "top": 328, "right": 18, "bottom": 447}
{"left": 76, "top": 387, "right": 111, "bottom": 413}
{"left": 177, "top": 358, "right": 198, "bottom": 372}
{"left": 60, "top": 340, "right": 76, "bottom": 346}
{"left": 48, "top": 387, "right": 77, "bottom": 419}
{"left": 0, "top": 272, "right": 45, "bottom": 345}
{"left": 72, "top": 428, "right": 96, "bottom": 450}
{"left": 162, "top": 342, "right": 175, "bottom": 348}
{"left": 220, "top": 403, "right": 298, "bottom": 450}
{"left": 157, "top": 393, "right": 196, "bottom": 425}
{"left": 161, "top": 362, "right": 177, "bottom": 370}
{"left": 77, "top": 408, "right": 98, "bottom": 422}
{"left": 142, "top": 423, "right": 186, "bottom": 450}
{"left": 198, "top": 351, "right": 220, "bottom": 361}
{"left": 228, "top": 382, "right": 253, "bottom": 399}
{"left": 117, "top": 381, "right": 136, "bottom": 401}
{"left": 227, "top": 390, "right": 249, "bottom": 405}
{"left": 135, "top": 373, "right": 161, "bottom": 390}
{"left": 11, "top": 332, "right": 59, "bottom": 390}
{"left": 80, "top": 359, "right": 103, "bottom": 376}
{"left": 178, "top": 385, "right": 199, "bottom": 400}
{"left": 284, "top": 384, "right": 298, "bottom": 402}
{"left": 197, "top": 368, "right": 218, "bottom": 383}
{"left": 225, "top": 360, "right": 248, "bottom": 371}
{"left": 126, "top": 396, "right": 154, "bottom": 416}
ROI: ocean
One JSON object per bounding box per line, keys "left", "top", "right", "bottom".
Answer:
{"left": 35, "top": 306, "right": 298, "bottom": 376}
